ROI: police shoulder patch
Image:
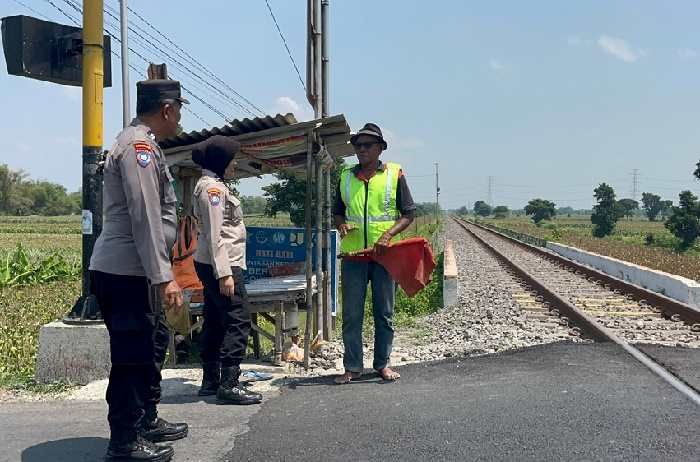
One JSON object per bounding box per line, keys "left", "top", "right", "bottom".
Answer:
{"left": 133, "top": 142, "right": 154, "bottom": 168}
{"left": 207, "top": 188, "right": 222, "bottom": 206}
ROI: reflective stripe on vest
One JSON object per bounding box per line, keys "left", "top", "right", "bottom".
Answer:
{"left": 339, "top": 162, "right": 400, "bottom": 253}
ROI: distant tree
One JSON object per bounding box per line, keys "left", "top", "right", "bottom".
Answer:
{"left": 591, "top": 183, "right": 619, "bottom": 237}
{"left": 660, "top": 200, "right": 674, "bottom": 220}
{"left": 473, "top": 201, "right": 492, "bottom": 217}
{"left": 557, "top": 206, "right": 575, "bottom": 216}
{"left": 665, "top": 191, "right": 700, "bottom": 250}
{"left": 524, "top": 198, "right": 556, "bottom": 224}
{"left": 617, "top": 198, "right": 638, "bottom": 219}
{"left": 641, "top": 192, "right": 663, "bottom": 221}
{"left": 240, "top": 195, "right": 267, "bottom": 215}
{"left": 456, "top": 205, "right": 469, "bottom": 216}
{"left": 492, "top": 205, "right": 509, "bottom": 219}
{"left": 263, "top": 158, "right": 345, "bottom": 227}
{"left": 415, "top": 202, "right": 440, "bottom": 217}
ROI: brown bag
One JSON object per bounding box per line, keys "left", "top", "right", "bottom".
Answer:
{"left": 167, "top": 216, "right": 204, "bottom": 334}
{"left": 172, "top": 215, "right": 204, "bottom": 292}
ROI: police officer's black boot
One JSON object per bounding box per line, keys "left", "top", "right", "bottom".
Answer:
{"left": 139, "top": 406, "right": 189, "bottom": 443}
{"left": 216, "top": 365, "right": 262, "bottom": 405}
{"left": 106, "top": 432, "right": 174, "bottom": 462}
{"left": 198, "top": 362, "right": 220, "bottom": 396}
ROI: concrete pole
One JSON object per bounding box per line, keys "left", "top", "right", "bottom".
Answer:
{"left": 119, "top": 0, "right": 130, "bottom": 127}
{"left": 321, "top": 0, "right": 329, "bottom": 118}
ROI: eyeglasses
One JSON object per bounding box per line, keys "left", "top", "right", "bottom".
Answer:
{"left": 353, "top": 142, "right": 379, "bottom": 151}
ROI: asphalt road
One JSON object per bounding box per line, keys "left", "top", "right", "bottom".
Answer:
{"left": 1, "top": 342, "right": 698, "bottom": 462}
{"left": 231, "top": 342, "right": 699, "bottom": 462}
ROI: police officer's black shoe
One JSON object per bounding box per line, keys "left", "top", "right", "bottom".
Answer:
{"left": 106, "top": 435, "right": 174, "bottom": 461}
{"left": 216, "top": 366, "right": 262, "bottom": 405}
{"left": 139, "top": 417, "right": 189, "bottom": 443}
{"left": 198, "top": 362, "right": 220, "bottom": 396}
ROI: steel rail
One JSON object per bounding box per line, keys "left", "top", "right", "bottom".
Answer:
{"left": 453, "top": 217, "right": 700, "bottom": 406}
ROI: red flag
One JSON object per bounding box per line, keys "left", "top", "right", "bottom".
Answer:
{"left": 344, "top": 237, "right": 437, "bottom": 297}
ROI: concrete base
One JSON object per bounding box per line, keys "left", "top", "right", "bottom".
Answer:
{"left": 442, "top": 239, "right": 459, "bottom": 308}
{"left": 35, "top": 321, "right": 111, "bottom": 385}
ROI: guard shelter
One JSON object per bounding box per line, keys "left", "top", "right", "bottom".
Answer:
{"left": 160, "top": 113, "right": 353, "bottom": 367}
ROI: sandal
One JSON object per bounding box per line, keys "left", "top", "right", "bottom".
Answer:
{"left": 377, "top": 367, "right": 400, "bottom": 381}
{"left": 334, "top": 371, "right": 361, "bottom": 385}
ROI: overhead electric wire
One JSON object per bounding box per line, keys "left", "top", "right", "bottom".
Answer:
{"left": 264, "top": 0, "right": 307, "bottom": 93}
{"left": 65, "top": 0, "right": 245, "bottom": 120}
{"left": 42, "top": 0, "right": 215, "bottom": 127}
{"left": 99, "top": 2, "right": 258, "bottom": 119}
{"left": 120, "top": 2, "right": 265, "bottom": 116}
{"left": 62, "top": 0, "right": 234, "bottom": 123}
{"left": 55, "top": 0, "right": 225, "bottom": 125}
{"left": 11, "top": 0, "right": 51, "bottom": 20}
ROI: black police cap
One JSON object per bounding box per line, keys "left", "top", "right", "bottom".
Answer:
{"left": 136, "top": 79, "right": 190, "bottom": 105}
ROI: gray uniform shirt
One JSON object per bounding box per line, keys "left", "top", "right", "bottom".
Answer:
{"left": 89, "top": 118, "right": 178, "bottom": 285}
{"left": 193, "top": 170, "right": 247, "bottom": 279}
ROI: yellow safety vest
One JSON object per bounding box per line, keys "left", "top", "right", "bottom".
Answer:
{"left": 339, "top": 162, "right": 401, "bottom": 253}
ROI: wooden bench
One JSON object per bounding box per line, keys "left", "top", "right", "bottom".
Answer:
{"left": 167, "top": 274, "right": 316, "bottom": 366}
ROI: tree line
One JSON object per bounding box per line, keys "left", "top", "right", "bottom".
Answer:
{"left": 458, "top": 162, "right": 700, "bottom": 251}
{"left": 0, "top": 164, "right": 80, "bottom": 216}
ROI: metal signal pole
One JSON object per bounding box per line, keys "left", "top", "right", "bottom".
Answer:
{"left": 435, "top": 162, "right": 440, "bottom": 223}
{"left": 65, "top": 0, "right": 104, "bottom": 322}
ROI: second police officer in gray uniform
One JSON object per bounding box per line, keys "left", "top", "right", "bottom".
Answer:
{"left": 191, "top": 136, "right": 262, "bottom": 405}
{"left": 90, "top": 80, "right": 189, "bottom": 462}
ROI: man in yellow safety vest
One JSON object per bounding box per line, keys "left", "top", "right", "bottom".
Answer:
{"left": 333, "top": 123, "right": 416, "bottom": 384}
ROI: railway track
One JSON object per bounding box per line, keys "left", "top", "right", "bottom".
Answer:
{"left": 452, "top": 216, "right": 700, "bottom": 405}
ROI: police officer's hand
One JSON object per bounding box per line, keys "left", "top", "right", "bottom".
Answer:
{"left": 219, "top": 275, "right": 235, "bottom": 298}
{"left": 160, "top": 280, "right": 183, "bottom": 311}
{"left": 374, "top": 231, "right": 393, "bottom": 256}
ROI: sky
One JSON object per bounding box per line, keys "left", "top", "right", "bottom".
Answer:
{"left": 2, "top": 0, "right": 700, "bottom": 211}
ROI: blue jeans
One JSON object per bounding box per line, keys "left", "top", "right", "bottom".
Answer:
{"left": 341, "top": 259, "right": 396, "bottom": 372}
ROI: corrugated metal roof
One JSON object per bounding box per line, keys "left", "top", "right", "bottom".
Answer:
{"left": 158, "top": 113, "right": 298, "bottom": 150}
{"left": 163, "top": 114, "right": 354, "bottom": 181}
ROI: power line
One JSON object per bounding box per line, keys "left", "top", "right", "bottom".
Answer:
{"left": 100, "top": 2, "right": 260, "bottom": 118}
{"left": 43, "top": 0, "right": 80, "bottom": 23}
{"left": 58, "top": 0, "right": 227, "bottom": 124}
{"left": 264, "top": 0, "right": 307, "bottom": 93}
{"left": 62, "top": 0, "right": 237, "bottom": 121}
{"left": 122, "top": 2, "right": 265, "bottom": 116}
{"left": 96, "top": 2, "right": 252, "bottom": 119}
{"left": 41, "top": 0, "right": 215, "bottom": 127}
{"left": 11, "top": 0, "right": 51, "bottom": 20}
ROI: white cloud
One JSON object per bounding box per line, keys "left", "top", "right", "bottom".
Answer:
{"left": 677, "top": 47, "right": 698, "bottom": 60}
{"left": 489, "top": 58, "right": 504, "bottom": 71}
{"left": 268, "top": 96, "right": 314, "bottom": 122}
{"left": 597, "top": 35, "right": 645, "bottom": 63}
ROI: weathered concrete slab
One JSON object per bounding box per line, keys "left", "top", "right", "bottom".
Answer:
{"left": 442, "top": 239, "right": 459, "bottom": 308}
{"left": 547, "top": 241, "right": 700, "bottom": 307}
{"left": 35, "top": 321, "right": 110, "bottom": 385}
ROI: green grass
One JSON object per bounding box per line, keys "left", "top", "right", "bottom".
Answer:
{"left": 0, "top": 280, "right": 81, "bottom": 380}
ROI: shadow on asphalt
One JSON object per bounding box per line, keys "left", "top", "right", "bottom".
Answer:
{"left": 158, "top": 377, "right": 210, "bottom": 404}
{"left": 21, "top": 437, "right": 108, "bottom": 462}
{"left": 284, "top": 372, "right": 393, "bottom": 389}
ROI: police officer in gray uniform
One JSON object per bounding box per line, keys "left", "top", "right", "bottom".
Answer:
{"left": 90, "top": 80, "right": 188, "bottom": 462}
{"left": 191, "top": 136, "right": 262, "bottom": 405}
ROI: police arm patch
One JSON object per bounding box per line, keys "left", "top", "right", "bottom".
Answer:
{"left": 207, "top": 188, "right": 222, "bottom": 206}
{"left": 134, "top": 142, "right": 154, "bottom": 168}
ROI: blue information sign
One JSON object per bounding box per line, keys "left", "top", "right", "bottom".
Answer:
{"left": 245, "top": 227, "right": 339, "bottom": 315}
